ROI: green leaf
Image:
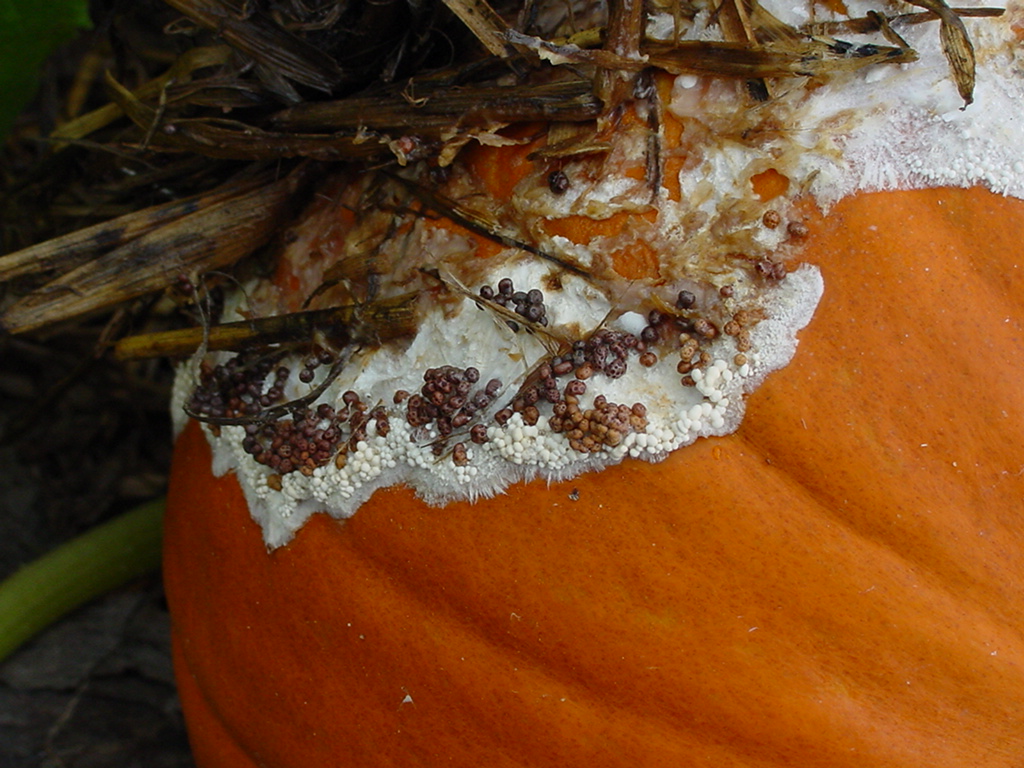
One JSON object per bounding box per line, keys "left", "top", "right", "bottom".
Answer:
{"left": 0, "top": 0, "right": 92, "bottom": 137}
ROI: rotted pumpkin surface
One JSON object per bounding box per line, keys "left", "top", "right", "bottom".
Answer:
{"left": 165, "top": 186, "right": 1024, "bottom": 767}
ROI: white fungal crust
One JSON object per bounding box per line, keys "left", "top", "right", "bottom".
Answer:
{"left": 171, "top": 0, "right": 1024, "bottom": 548}
{"left": 176, "top": 255, "right": 823, "bottom": 548}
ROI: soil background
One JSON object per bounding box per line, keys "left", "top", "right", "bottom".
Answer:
{"left": 0, "top": 341, "right": 194, "bottom": 767}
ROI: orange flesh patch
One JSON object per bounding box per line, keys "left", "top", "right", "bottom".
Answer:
{"left": 751, "top": 169, "right": 791, "bottom": 202}
{"left": 542, "top": 209, "right": 662, "bottom": 280}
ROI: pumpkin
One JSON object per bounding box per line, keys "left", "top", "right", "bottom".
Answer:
{"left": 163, "top": 1, "right": 1024, "bottom": 763}
{"left": 165, "top": 181, "right": 1024, "bottom": 767}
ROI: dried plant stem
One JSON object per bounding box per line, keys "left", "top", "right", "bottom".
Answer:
{"left": 441, "top": 0, "right": 515, "bottom": 58}
{"left": 0, "top": 499, "right": 165, "bottom": 664}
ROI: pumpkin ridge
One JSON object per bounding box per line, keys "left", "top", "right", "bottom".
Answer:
{"left": 172, "top": 636, "right": 266, "bottom": 768}
{"left": 735, "top": 415, "right": 1023, "bottom": 612}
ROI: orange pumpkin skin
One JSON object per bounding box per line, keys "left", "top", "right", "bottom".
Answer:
{"left": 165, "top": 186, "right": 1024, "bottom": 767}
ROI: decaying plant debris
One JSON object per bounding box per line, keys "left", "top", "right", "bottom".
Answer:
{"left": 0, "top": 0, "right": 1003, "bottom": 351}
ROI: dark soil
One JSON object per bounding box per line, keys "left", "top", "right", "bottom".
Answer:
{"left": 0, "top": 338, "right": 194, "bottom": 767}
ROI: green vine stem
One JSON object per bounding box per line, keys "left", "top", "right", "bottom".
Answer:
{"left": 0, "top": 497, "right": 164, "bottom": 664}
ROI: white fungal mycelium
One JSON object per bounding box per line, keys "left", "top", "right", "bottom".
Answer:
{"left": 172, "top": 0, "right": 1024, "bottom": 547}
